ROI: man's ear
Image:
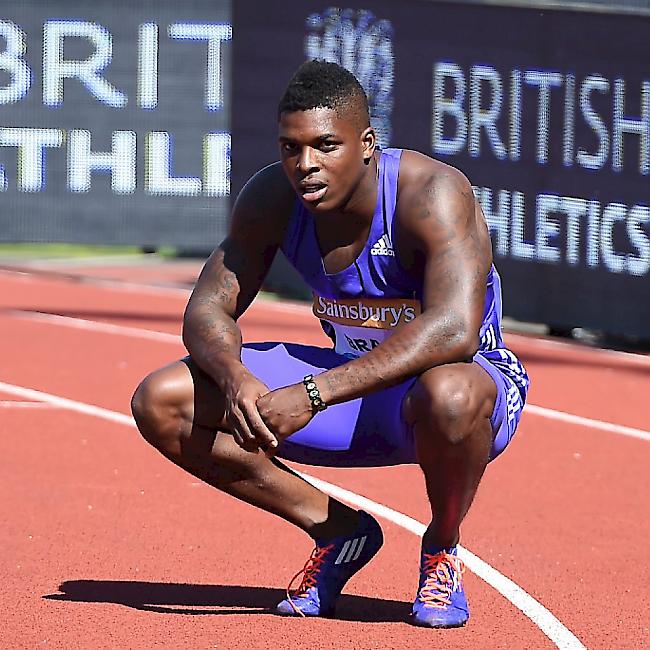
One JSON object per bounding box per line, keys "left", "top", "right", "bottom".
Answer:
{"left": 361, "top": 127, "right": 376, "bottom": 164}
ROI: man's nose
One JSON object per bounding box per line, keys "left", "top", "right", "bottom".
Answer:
{"left": 297, "top": 147, "right": 319, "bottom": 174}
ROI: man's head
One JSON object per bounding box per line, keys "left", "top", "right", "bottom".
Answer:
{"left": 278, "top": 60, "right": 376, "bottom": 212}
{"left": 278, "top": 59, "right": 370, "bottom": 130}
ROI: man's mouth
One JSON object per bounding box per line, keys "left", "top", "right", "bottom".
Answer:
{"left": 299, "top": 182, "right": 327, "bottom": 202}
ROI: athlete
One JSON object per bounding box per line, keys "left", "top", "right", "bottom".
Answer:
{"left": 131, "top": 60, "right": 529, "bottom": 628}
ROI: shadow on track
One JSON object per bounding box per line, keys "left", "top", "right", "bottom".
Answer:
{"left": 44, "top": 580, "right": 411, "bottom": 623}
{"left": 17, "top": 308, "right": 183, "bottom": 324}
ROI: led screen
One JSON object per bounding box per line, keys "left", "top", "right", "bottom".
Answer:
{"left": 0, "top": 0, "right": 231, "bottom": 247}
{"left": 232, "top": 1, "right": 650, "bottom": 337}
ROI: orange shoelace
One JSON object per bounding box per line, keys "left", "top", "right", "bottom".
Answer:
{"left": 285, "top": 543, "right": 335, "bottom": 617}
{"left": 419, "top": 551, "right": 465, "bottom": 608}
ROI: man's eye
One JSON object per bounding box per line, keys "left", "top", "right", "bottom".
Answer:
{"left": 282, "top": 143, "right": 297, "bottom": 152}
{"left": 321, "top": 142, "right": 337, "bottom": 151}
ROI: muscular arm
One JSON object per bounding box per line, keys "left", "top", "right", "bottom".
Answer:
{"left": 182, "top": 163, "right": 294, "bottom": 389}
{"left": 316, "top": 161, "right": 491, "bottom": 405}
{"left": 181, "top": 244, "right": 250, "bottom": 387}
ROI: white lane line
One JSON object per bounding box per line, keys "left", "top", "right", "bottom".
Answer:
{"left": 0, "top": 381, "right": 133, "bottom": 427}
{"left": 8, "top": 309, "right": 650, "bottom": 443}
{"left": 0, "top": 400, "right": 59, "bottom": 409}
{"left": 0, "top": 379, "right": 585, "bottom": 650}
{"left": 299, "top": 472, "right": 585, "bottom": 650}
{"left": 8, "top": 310, "right": 182, "bottom": 344}
{"left": 0, "top": 268, "right": 191, "bottom": 299}
{"left": 525, "top": 404, "right": 650, "bottom": 443}
{"left": 505, "top": 333, "right": 650, "bottom": 367}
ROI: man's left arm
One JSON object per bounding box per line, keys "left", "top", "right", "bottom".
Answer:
{"left": 257, "top": 166, "right": 490, "bottom": 439}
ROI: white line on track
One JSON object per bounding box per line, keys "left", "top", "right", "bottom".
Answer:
{"left": 0, "top": 378, "right": 585, "bottom": 649}
{"left": 0, "top": 381, "right": 133, "bottom": 426}
{"left": 0, "top": 400, "right": 59, "bottom": 408}
{"left": 0, "top": 268, "right": 191, "bottom": 299}
{"left": 8, "top": 309, "right": 182, "bottom": 344}
{"left": 525, "top": 404, "right": 650, "bottom": 442}
{"left": 8, "top": 309, "right": 650, "bottom": 443}
{"left": 298, "top": 472, "right": 585, "bottom": 650}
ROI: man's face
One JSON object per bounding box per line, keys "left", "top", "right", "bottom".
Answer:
{"left": 278, "top": 107, "right": 374, "bottom": 212}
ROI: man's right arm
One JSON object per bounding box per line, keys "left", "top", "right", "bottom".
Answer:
{"left": 181, "top": 243, "right": 252, "bottom": 388}
{"left": 182, "top": 162, "right": 295, "bottom": 449}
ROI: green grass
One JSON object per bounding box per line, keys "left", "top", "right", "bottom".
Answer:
{"left": 0, "top": 243, "right": 176, "bottom": 259}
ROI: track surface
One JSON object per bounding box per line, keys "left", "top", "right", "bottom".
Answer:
{"left": 1, "top": 267, "right": 649, "bottom": 649}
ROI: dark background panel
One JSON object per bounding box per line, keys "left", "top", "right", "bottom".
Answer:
{"left": 232, "top": 0, "right": 650, "bottom": 338}
{"left": 0, "top": 0, "right": 231, "bottom": 248}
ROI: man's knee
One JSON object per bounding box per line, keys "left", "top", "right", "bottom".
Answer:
{"left": 131, "top": 369, "right": 187, "bottom": 452}
{"left": 406, "top": 367, "right": 488, "bottom": 445}
{"left": 131, "top": 365, "right": 260, "bottom": 480}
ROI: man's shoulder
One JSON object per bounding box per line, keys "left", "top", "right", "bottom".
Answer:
{"left": 397, "top": 150, "right": 472, "bottom": 200}
{"left": 395, "top": 150, "right": 475, "bottom": 228}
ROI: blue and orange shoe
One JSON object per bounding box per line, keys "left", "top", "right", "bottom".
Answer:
{"left": 275, "top": 511, "right": 383, "bottom": 617}
{"left": 411, "top": 546, "right": 469, "bottom": 628}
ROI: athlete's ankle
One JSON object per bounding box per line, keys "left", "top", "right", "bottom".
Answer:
{"left": 422, "top": 525, "right": 459, "bottom": 551}
{"left": 308, "top": 503, "right": 361, "bottom": 541}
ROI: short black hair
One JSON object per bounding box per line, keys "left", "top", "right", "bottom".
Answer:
{"left": 278, "top": 60, "right": 370, "bottom": 129}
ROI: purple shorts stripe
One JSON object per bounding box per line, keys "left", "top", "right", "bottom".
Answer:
{"left": 241, "top": 342, "right": 525, "bottom": 467}
{"left": 473, "top": 353, "right": 524, "bottom": 461}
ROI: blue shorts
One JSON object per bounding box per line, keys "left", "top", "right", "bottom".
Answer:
{"left": 242, "top": 342, "right": 526, "bottom": 468}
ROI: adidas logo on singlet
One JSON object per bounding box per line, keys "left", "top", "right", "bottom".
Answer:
{"left": 370, "top": 234, "right": 395, "bottom": 256}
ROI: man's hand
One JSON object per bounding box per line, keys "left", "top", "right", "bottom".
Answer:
{"left": 256, "top": 383, "right": 314, "bottom": 451}
{"left": 222, "top": 368, "right": 278, "bottom": 453}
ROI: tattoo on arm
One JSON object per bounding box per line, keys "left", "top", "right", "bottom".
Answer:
{"left": 317, "top": 171, "right": 487, "bottom": 405}
{"left": 182, "top": 245, "right": 247, "bottom": 378}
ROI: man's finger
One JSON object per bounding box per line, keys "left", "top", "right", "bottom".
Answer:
{"left": 230, "top": 411, "right": 260, "bottom": 452}
{"left": 261, "top": 443, "right": 278, "bottom": 459}
{"left": 231, "top": 428, "right": 244, "bottom": 449}
{"left": 243, "top": 404, "right": 278, "bottom": 449}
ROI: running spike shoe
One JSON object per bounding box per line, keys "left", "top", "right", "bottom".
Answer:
{"left": 411, "top": 545, "right": 469, "bottom": 628}
{"left": 275, "top": 511, "right": 383, "bottom": 617}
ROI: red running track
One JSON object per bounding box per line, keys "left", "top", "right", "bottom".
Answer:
{"left": 1, "top": 268, "right": 649, "bottom": 649}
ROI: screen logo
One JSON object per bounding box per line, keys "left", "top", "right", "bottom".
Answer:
{"left": 305, "top": 8, "right": 394, "bottom": 148}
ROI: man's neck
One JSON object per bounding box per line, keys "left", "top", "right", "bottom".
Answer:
{"left": 317, "top": 155, "right": 379, "bottom": 232}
